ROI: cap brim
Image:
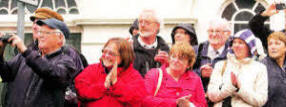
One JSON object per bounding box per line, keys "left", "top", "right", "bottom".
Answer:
{"left": 30, "top": 14, "right": 49, "bottom": 22}
{"left": 36, "top": 20, "right": 57, "bottom": 29}
{"left": 30, "top": 16, "right": 36, "bottom": 22}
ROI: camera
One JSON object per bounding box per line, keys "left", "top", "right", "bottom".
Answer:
{"left": 276, "top": 3, "right": 286, "bottom": 10}
{"left": 0, "top": 34, "right": 12, "bottom": 44}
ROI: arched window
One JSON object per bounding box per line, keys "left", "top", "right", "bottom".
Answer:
{"left": 0, "top": 0, "right": 79, "bottom": 15}
{"left": 221, "top": 0, "right": 269, "bottom": 34}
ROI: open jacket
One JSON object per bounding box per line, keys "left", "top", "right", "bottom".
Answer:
{"left": 143, "top": 65, "right": 207, "bottom": 107}
{"left": 133, "top": 35, "right": 169, "bottom": 77}
{"left": 0, "top": 48, "right": 76, "bottom": 107}
{"left": 75, "top": 62, "right": 147, "bottom": 107}
{"left": 208, "top": 54, "right": 268, "bottom": 107}
{"left": 193, "top": 41, "right": 230, "bottom": 91}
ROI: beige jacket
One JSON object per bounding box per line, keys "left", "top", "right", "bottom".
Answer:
{"left": 207, "top": 54, "right": 268, "bottom": 107}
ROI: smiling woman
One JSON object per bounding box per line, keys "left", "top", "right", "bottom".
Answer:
{"left": 207, "top": 29, "right": 268, "bottom": 107}
{"left": 75, "top": 37, "right": 146, "bottom": 107}
{"left": 143, "top": 42, "right": 207, "bottom": 107}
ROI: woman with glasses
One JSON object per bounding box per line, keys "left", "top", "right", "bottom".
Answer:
{"left": 207, "top": 29, "right": 268, "bottom": 107}
{"left": 143, "top": 42, "right": 207, "bottom": 107}
{"left": 75, "top": 37, "right": 146, "bottom": 107}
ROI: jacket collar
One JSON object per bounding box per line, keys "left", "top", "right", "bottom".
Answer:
{"left": 45, "top": 47, "right": 63, "bottom": 59}
{"left": 138, "top": 36, "right": 158, "bottom": 49}
{"left": 133, "top": 35, "right": 168, "bottom": 52}
{"left": 228, "top": 54, "right": 253, "bottom": 65}
{"left": 161, "top": 64, "right": 195, "bottom": 81}
{"left": 267, "top": 55, "right": 286, "bottom": 71}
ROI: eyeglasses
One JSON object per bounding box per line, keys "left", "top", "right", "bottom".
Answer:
{"left": 102, "top": 49, "right": 119, "bottom": 57}
{"left": 207, "top": 29, "right": 229, "bottom": 34}
{"left": 37, "top": 31, "right": 61, "bottom": 36}
{"left": 170, "top": 55, "right": 188, "bottom": 61}
{"left": 138, "top": 20, "right": 157, "bottom": 26}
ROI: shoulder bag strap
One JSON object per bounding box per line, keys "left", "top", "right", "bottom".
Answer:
{"left": 221, "top": 60, "right": 228, "bottom": 76}
{"left": 154, "top": 68, "right": 163, "bottom": 96}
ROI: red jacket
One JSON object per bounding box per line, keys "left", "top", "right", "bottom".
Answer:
{"left": 143, "top": 65, "right": 207, "bottom": 107}
{"left": 75, "top": 62, "right": 147, "bottom": 107}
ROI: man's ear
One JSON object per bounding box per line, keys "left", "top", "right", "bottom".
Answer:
{"left": 58, "top": 34, "right": 64, "bottom": 45}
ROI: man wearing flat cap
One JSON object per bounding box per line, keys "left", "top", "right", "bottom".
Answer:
{"left": 0, "top": 18, "right": 77, "bottom": 107}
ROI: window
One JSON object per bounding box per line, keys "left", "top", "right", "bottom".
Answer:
{"left": 221, "top": 0, "right": 269, "bottom": 34}
{"left": 0, "top": 0, "right": 79, "bottom": 15}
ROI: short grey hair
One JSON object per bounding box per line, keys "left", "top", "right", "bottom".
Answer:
{"left": 55, "top": 29, "right": 66, "bottom": 45}
{"left": 139, "top": 9, "right": 164, "bottom": 30}
{"left": 208, "top": 17, "right": 231, "bottom": 32}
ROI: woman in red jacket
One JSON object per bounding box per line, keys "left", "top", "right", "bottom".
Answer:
{"left": 75, "top": 37, "right": 146, "bottom": 107}
{"left": 143, "top": 42, "right": 207, "bottom": 107}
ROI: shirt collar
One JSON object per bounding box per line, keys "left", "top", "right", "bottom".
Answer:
{"left": 138, "top": 37, "right": 158, "bottom": 49}
{"left": 207, "top": 45, "right": 225, "bottom": 59}
{"left": 210, "top": 45, "right": 225, "bottom": 55}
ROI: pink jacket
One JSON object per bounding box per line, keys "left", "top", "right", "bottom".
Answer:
{"left": 143, "top": 65, "right": 207, "bottom": 107}
{"left": 75, "top": 62, "right": 147, "bottom": 107}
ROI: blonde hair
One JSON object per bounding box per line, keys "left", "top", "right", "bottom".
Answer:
{"left": 268, "top": 32, "right": 286, "bottom": 45}
{"left": 169, "top": 42, "right": 196, "bottom": 69}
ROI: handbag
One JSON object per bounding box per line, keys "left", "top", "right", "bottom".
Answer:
{"left": 154, "top": 68, "right": 163, "bottom": 96}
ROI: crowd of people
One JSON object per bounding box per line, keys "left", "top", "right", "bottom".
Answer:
{"left": 0, "top": 3, "right": 285, "bottom": 107}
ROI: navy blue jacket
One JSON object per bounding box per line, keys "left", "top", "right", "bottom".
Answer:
{"left": 261, "top": 56, "right": 286, "bottom": 107}
{"left": 0, "top": 48, "right": 76, "bottom": 107}
{"left": 193, "top": 41, "right": 230, "bottom": 91}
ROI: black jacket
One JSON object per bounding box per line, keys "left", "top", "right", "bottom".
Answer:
{"left": 261, "top": 56, "right": 286, "bottom": 107}
{"left": 0, "top": 48, "right": 76, "bottom": 107}
{"left": 133, "top": 35, "right": 169, "bottom": 77}
{"left": 249, "top": 13, "right": 286, "bottom": 50}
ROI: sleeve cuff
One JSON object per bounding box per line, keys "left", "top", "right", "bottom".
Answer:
{"left": 21, "top": 48, "right": 32, "bottom": 57}
{"left": 257, "top": 14, "right": 269, "bottom": 21}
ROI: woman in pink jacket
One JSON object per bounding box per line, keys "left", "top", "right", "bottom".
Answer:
{"left": 75, "top": 37, "right": 146, "bottom": 107}
{"left": 143, "top": 42, "right": 207, "bottom": 107}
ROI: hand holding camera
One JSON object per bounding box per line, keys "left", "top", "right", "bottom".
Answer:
{"left": 0, "top": 33, "right": 13, "bottom": 44}
{"left": 0, "top": 33, "right": 27, "bottom": 53}
{"left": 276, "top": 3, "right": 286, "bottom": 10}
{"left": 262, "top": 3, "right": 286, "bottom": 17}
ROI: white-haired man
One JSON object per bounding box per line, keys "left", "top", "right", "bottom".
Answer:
{"left": 193, "top": 18, "right": 232, "bottom": 106}
{"left": 0, "top": 18, "right": 77, "bottom": 107}
{"left": 133, "top": 9, "right": 169, "bottom": 77}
